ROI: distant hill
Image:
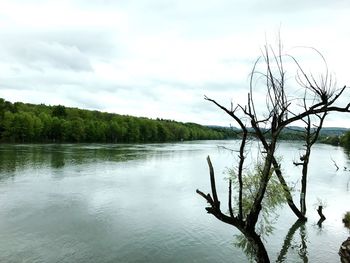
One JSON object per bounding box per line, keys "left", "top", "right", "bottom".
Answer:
{"left": 207, "top": 125, "right": 349, "bottom": 140}
{"left": 318, "top": 127, "right": 349, "bottom": 136}
{"left": 0, "top": 98, "right": 236, "bottom": 143}
{"left": 284, "top": 126, "right": 349, "bottom": 137}
{"left": 1, "top": 97, "right": 347, "bottom": 144}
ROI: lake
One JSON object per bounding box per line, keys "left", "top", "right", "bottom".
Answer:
{"left": 0, "top": 141, "right": 349, "bottom": 262}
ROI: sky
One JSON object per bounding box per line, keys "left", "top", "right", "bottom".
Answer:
{"left": 1, "top": 0, "right": 350, "bottom": 127}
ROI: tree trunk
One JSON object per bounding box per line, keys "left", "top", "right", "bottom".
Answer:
{"left": 300, "top": 150, "right": 310, "bottom": 216}
{"left": 272, "top": 157, "right": 307, "bottom": 221}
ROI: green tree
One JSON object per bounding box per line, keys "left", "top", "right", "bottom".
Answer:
{"left": 52, "top": 105, "right": 67, "bottom": 118}
{"left": 95, "top": 121, "right": 108, "bottom": 142}
{"left": 340, "top": 132, "right": 350, "bottom": 148}
{"left": 157, "top": 122, "right": 171, "bottom": 142}
{"left": 49, "top": 117, "right": 66, "bottom": 142}
{"left": 38, "top": 112, "right": 52, "bottom": 141}
{"left": 12, "top": 112, "right": 35, "bottom": 142}
{"left": 109, "top": 118, "right": 128, "bottom": 142}
{"left": 126, "top": 117, "right": 140, "bottom": 142}
{"left": 32, "top": 115, "right": 43, "bottom": 141}
{"left": 66, "top": 118, "right": 85, "bottom": 142}
{"left": 0, "top": 97, "right": 230, "bottom": 143}
{"left": 0, "top": 99, "right": 7, "bottom": 135}
{"left": 2, "top": 111, "right": 15, "bottom": 141}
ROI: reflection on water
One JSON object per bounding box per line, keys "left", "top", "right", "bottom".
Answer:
{"left": 277, "top": 220, "right": 308, "bottom": 263}
{"left": 339, "top": 147, "right": 350, "bottom": 192}
{"left": 235, "top": 219, "right": 310, "bottom": 263}
{"left": 0, "top": 144, "right": 154, "bottom": 173}
{"left": 0, "top": 141, "right": 349, "bottom": 262}
{"left": 234, "top": 218, "right": 310, "bottom": 263}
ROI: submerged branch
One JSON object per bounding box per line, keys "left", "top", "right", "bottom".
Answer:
{"left": 331, "top": 157, "right": 339, "bottom": 171}
{"left": 272, "top": 157, "right": 307, "bottom": 221}
{"left": 317, "top": 205, "right": 326, "bottom": 227}
{"left": 207, "top": 156, "right": 220, "bottom": 209}
{"left": 229, "top": 179, "right": 234, "bottom": 218}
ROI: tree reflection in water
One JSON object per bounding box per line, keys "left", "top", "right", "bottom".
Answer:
{"left": 234, "top": 219, "right": 309, "bottom": 262}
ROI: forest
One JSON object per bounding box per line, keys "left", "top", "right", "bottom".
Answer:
{"left": 1, "top": 97, "right": 347, "bottom": 145}
{"left": 0, "top": 98, "right": 236, "bottom": 143}
{"left": 320, "top": 130, "right": 350, "bottom": 148}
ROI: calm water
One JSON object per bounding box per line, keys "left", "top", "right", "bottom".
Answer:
{"left": 0, "top": 141, "right": 349, "bottom": 262}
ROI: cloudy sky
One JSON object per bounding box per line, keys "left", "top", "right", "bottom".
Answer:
{"left": 1, "top": 0, "right": 350, "bottom": 127}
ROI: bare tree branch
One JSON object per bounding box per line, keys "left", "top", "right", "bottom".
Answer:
{"left": 198, "top": 41, "right": 350, "bottom": 263}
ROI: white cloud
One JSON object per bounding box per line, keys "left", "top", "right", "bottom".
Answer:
{"left": 0, "top": 0, "right": 128, "bottom": 30}
{"left": 0, "top": 0, "right": 350, "bottom": 127}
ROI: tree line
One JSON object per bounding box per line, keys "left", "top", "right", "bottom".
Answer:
{"left": 340, "top": 132, "right": 350, "bottom": 148}
{"left": 0, "top": 98, "right": 235, "bottom": 143}
{"left": 320, "top": 132, "right": 350, "bottom": 148}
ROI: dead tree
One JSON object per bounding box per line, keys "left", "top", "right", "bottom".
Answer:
{"left": 293, "top": 112, "right": 326, "bottom": 216}
{"left": 291, "top": 49, "right": 334, "bottom": 217}
{"left": 197, "top": 43, "right": 350, "bottom": 262}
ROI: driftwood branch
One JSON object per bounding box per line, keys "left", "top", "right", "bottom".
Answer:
{"left": 217, "top": 145, "right": 239, "bottom": 153}
{"left": 293, "top": 161, "right": 303, "bottom": 166}
{"left": 207, "top": 156, "right": 220, "bottom": 209}
{"left": 196, "top": 156, "right": 237, "bottom": 223}
{"left": 317, "top": 205, "right": 326, "bottom": 227}
{"left": 204, "top": 97, "right": 248, "bottom": 220}
{"left": 196, "top": 189, "right": 214, "bottom": 206}
{"left": 331, "top": 157, "right": 339, "bottom": 171}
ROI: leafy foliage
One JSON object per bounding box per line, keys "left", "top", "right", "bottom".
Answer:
{"left": 0, "top": 98, "right": 235, "bottom": 143}
{"left": 343, "top": 211, "right": 350, "bottom": 229}
{"left": 320, "top": 135, "right": 340, "bottom": 146}
{"left": 227, "top": 159, "right": 290, "bottom": 262}
{"left": 227, "top": 160, "right": 288, "bottom": 230}
{"left": 340, "top": 132, "right": 350, "bottom": 148}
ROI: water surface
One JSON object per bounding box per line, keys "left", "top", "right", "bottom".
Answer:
{"left": 0, "top": 141, "right": 349, "bottom": 262}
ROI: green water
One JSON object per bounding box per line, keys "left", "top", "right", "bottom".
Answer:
{"left": 0, "top": 141, "right": 349, "bottom": 262}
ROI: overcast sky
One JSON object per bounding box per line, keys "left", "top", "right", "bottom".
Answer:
{"left": 1, "top": 0, "right": 350, "bottom": 127}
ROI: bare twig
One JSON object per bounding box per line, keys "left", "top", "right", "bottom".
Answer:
{"left": 217, "top": 145, "right": 239, "bottom": 153}
{"left": 331, "top": 157, "right": 339, "bottom": 171}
